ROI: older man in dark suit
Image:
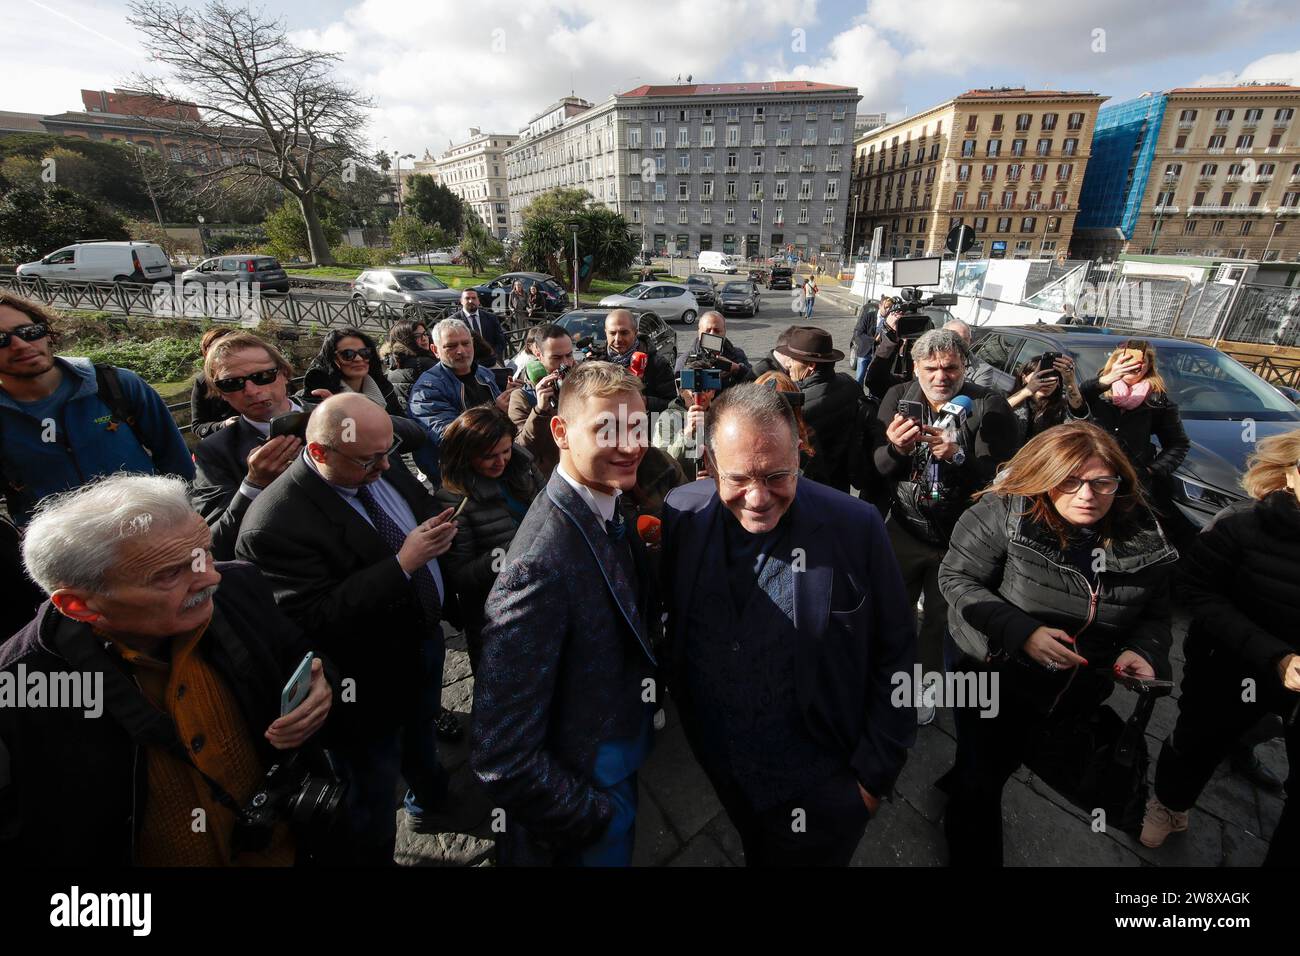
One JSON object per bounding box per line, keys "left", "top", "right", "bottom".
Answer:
{"left": 661, "top": 383, "right": 917, "bottom": 866}
{"left": 194, "top": 332, "right": 428, "bottom": 560}
{"left": 235, "top": 393, "right": 459, "bottom": 864}
{"left": 471, "top": 361, "right": 658, "bottom": 866}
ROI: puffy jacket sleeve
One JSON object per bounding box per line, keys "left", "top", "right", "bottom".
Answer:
{"left": 1119, "top": 569, "right": 1174, "bottom": 681}
{"left": 1176, "top": 506, "right": 1294, "bottom": 675}
{"left": 1149, "top": 400, "right": 1190, "bottom": 480}
{"left": 408, "top": 371, "right": 460, "bottom": 446}
{"left": 938, "top": 495, "right": 1043, "bottom": 658}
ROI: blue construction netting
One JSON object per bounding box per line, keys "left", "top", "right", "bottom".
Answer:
{"left": 1075, "top": 93, "right": 1168, "bottom": 239}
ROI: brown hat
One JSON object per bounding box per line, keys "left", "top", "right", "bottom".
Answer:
{"left": 774, "top": 326, "right": 843, "bottom": 364}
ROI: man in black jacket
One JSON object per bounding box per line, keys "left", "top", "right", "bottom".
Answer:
{"left": 235, "top": 393, "right": 459, "bottom": 864}
{"left": 471, "top": 361, "right": 658, "bottom": 866}
{"left": 449, "top": 289, "right": 509, "bottom": 364}
{"left": 872, "top": 328, "right": 1018, "bottom": 723}
{"left": 777, "top": 327, "right": 863, "bottom": 493}
{"left": 0, "top": 474, "right": 333, "bottom": 866}
{"left": 599, "top": 309, "right": 676, "bottom": 412}
{"left": 675, "top": 311, "right": 753, "bottom": 389}
{"left": 195, "top": 332, "right": 427, "bottom": 560}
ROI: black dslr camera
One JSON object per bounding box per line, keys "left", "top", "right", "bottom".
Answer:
{"left": 887, "top": 287, "right": 959, "bottom": 379}
{"left": 233, "top": 747, "right": 347, "bottom": 853}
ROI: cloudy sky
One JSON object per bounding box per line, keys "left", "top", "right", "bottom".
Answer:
{"left": 5, "top": 0, "right": 1300, "bottom": 160}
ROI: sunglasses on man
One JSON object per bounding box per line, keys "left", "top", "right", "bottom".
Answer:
{"left": 0, "top": 323, "right": 50, "bottom": 348}
{"left": 336, "top": 347, "right": 374, "bottom": 362}
{"left": 214, "top": 367, "right": 280, "bottom": 393}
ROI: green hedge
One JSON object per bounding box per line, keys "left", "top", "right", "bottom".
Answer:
{"left": 330, "top": 245, "right": 392, "bottom": 268}
{"left": 81, "top": 335, "right": 204, "bottom": 384}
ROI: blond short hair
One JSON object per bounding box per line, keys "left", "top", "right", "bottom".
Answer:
{"left": 203, "top": 331, "right": 293, "bottom": 397}
{"left": 556, "top": 360, "right": 643, "bottom": 418}
{"left": 1242, "top": 428, "right": 1300, "bottom": 500}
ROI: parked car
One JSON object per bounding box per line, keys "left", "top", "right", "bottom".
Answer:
{"left": 179, "top": 255, "right": 290, "bottom": 294}
{"left": 554, "top": 308, "right": 678, "bottom": 367}
{"left": 350, "top": 268, "right": 461, "bottom": 316}
{"left": 697, "top": 250, "right": 741, "bottom": 274}
{"left": 768, "top": 266, "right": 794, "bottom": 290}
{"left": 396, "top": 250, "right": 454, "bottom": 266}
{"left": 970, "top": 325, "right": 1300, "bottom": 527}
{"left": 598, "top": 281, "right": 699, "bottom": 326}
{"left": 685, "top": 274, "right": 717, "bottom": 307}
{"left": 17, "top": 241, "right": 173, "bottom": 284}
{"left": 716, "top": 280, "right": 761, "bottom": 317}
{"left": 472, "top": 272, "right": 568, "bottom": 315}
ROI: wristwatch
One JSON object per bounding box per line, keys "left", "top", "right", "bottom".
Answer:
{"left": 951, "top": 449, "right": 967, "bottom": 466}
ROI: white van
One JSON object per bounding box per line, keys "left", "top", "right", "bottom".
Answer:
{"left": 697, "top": 250, "right": 740, "bottom": 274}
{"left": 16, "top": 241, "right": 173, "bottom": 283}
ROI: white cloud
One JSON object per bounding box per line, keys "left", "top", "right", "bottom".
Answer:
{"left": 1192, "top": 48, "right": 1300, "bottom": 86}
{"left": 754, "top": 19, "right": 907, "bottom": 115}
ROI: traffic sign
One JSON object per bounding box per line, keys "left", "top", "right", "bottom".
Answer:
{"left": 946, "top": 224, "right": 976, "bottom": 255}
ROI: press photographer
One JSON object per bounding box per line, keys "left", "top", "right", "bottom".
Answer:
{"left": 872, "top": 328, "right": 1018, "bottom": 723}
{"left": 864, "top": 285, "right": 957, "bottom": 400}
{"left": 0, "top": 475, "right": 336, "bottom": 866}
{"left": 675, "top": 312, "right": 753, "bottom": 389}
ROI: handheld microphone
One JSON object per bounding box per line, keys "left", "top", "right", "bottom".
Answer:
{"left": 629, "top": 352, "right": 648, "bottom": 378}
{"left": 525, "top": 359, "right": 548, "bottom": 386}
{"left": 636, "top": 514, "right": 662, "bottom": 547}
{"left": 934, "top": 394, "right": 973, "bottom": 433}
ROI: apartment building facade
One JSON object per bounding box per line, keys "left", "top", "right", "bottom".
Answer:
{"left": 506, "top": 81, "right": 860, "bottom": 259}
{"left": 414, "top": 129, "right": 518, "bottom": 238}
{"left": 848, "top": 88, "right": 1106, "bottom": 261}
{"left": 1074, "top": 84, "right": 1300, "bottom": 262}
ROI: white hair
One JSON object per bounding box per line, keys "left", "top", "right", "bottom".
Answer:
{"left": 22, "top": 474, "right": 198, "bottom": 594}
{"left": 432, "top": 317, "right": 471, "bottom": 348}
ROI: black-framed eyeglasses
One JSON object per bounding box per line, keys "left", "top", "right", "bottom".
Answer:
{"left": 0, "top": 322, "right": 50, "bottom": 349}
{"left": 324, "top": 436, "right": 400, "bottom": 471}
{"left": 1058, "top": 475, "right": 1121, "bottom": 496}
{"left": 713, "top": 467, "right": 799, "bottom": 492}
{"left": 213, "top": 367, "right": 280, "bottom": 393}
{"left": 336, "top": 347, "right": 374, "bottom": 362}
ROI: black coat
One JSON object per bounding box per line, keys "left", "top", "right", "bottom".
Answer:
{"left": 872, "top": 379, "right": 1019, "bottom": 545}
{"left": 596, "top": 348, "right": 677, "bottom": 413}
{"left": 193, "top": 412, "right": 427, "bottom": 561}
{"left": 939, "top": 493, "right": 1177, "bottom": 704}
{"left": 799, "top": 366, "right": 863, "bottom": 493}
{"left": 851, "top": 305, "right": 879, "bottom": 358}
{"left": 865, "top": 327, "right": 910, "bottom": 400}
{"left": 0, "top": 562, "right": 321, "bottom": 866}
{"left": 752, "top": 351, "right": 784, "bottom": 378}
{"left": 302, "top": 365, "right": 406, "bottom": 418}
{"left": 234, "top": 457, "right": 445, "bottom": 733}
{"left": 1080, "top": 378, "right": 1190, "bottom": 485}
{"left": 451, "top": 308, "right": 509, "bottom": 364}
{"left": 190, "top": 375, "right": 234, "bottom": 440}
{"left": 1177, "top": 491, "right": 1300, "bottom": 695}
{"left": 470, "top": 472, "right": 658, "bottom": 863}
{"left": 432, "top": 446, "right": 544, "bottom": 633}
{"left": 384, "top": 345, "right": 435, "bottom": 412}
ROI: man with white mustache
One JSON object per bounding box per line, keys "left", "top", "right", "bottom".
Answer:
{"left": 0, "top": 474, "right": 334, "bottom": 866}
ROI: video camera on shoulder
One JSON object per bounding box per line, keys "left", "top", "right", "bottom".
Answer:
{"left": 888, "top": 257, "right": 958, "bottom": 378}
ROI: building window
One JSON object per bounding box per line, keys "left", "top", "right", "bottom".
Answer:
{"left": 726, "top": 126, "right": 740, "bottom": 147}
{"left": 957, "top": 163, "right": 971, "bottom": 181}
{"left": 986, "top": 139, "right": 1001, "bottom": 157}
{"left": 997, "top": 216, "right": 1012, "bottom": 232}
{"left": 953, "top": 192, "right": 966, "bottom": 210}
{"left": 701, "top": 207, "right": 712, "bottom": 224}
{"left": 1007, "top": 164, "right": 1022, "bottom": 181}
{"left": 1036, "top": 138, "right": 1052, "bottom": 156}
{"left": 679, "top": 208, "right": 689, "bottom": 224}
{"left": 701, "top": 127, "right": 715, "bottom": 148}
{"left": 962, "top": 139, "right": 976, "bottom": 157}
{"left": 1067, "top": 112, "right": 1085, "bottom": 131}
{"left": 1277, "top": 108, "right": 1295, "bottom": 122}
{"left": 631, "top": 208, "right": 641, "bottom": 223}
{"left": 1011, "top": 138, "right": 1026, "bottom": 157}
{"left": 1016, "top": 113, "right": 1032, "bottom": 132}
{"left": 655, "top": 208, "right": 665, "bottom": 224}
{"left": 981, "top": 164, "right": 996, "bottom": 182}
{"left": 1179, "top": 109, "right": 1198, "bottom": 122}
{"left": 1208, "top": 134, "right": 1227, "bottom": 149}
{"left": 823, "top": 207, "right": 835, "bottom": 224}
{"left": 677, "top": 183, "right": 689, "bottom": 200}
{"left": 1183, "top": 220, "right": 1197, "bottom": 234}
{"left": 1236, "top": 134, "right": 1254, "bottom": 149}
{"left": 798, "top": 206, "right": 810, "bottom": 223}
{"left": 1244, "top": 108, "right": 1263, "bottom": 124}
{"left": 775, "top": 180, "right": 787, "bottom": 200}
{"left": 1200, "top": 163, "right": 1218, "bottom": 176}
{"left": 977, "top": 192, "right": 991, "bottom": 210}
{"left": 1215, "top": 108, "right": 1234, "bottom": 123}
{"left": 726, "top": 152, "right": 738, "bottom": 172}
{"left": 1241, "top": 220, "right": 1253, "bottom": 235}
{"left": 726, "top": 180, "right": 737, "bottom": 199}
{"left": 1041, "top": 113, "right": 1058, "bottom": 131}
{"left": 966, "top": 115, "right": 978, "bottom": 132}
{"left": 974, "top": 216, "right": 988, "bottom": 231}
{"left": 652, "top": 128, "right": 666, "bottom": 149}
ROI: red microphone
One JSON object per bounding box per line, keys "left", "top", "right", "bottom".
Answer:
{"left": 636, "top": 514, "right": 662, "bottom": 547}
{"left": 629, "top": 351, "right": 648, "bottom": 378}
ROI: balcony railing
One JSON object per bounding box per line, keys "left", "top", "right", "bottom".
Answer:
{"left": 700, "top": 194, "right": 713, "bottom": 202}
{"left": 751, "top": 140, "right": 765, "bottom": 147}
{"left": 1265, "top": 146, "right": 1285, "bottom": 154}
{"left": 799, "top": 163, "right": 817, "bottom": 172}
{"left": 776, "top": 137, "right": 791, "bottom": 147}
{"left": 1207, "top": 147, "right": 1226, "bottom": 154}
{"left": 1235, "top": 146, "right": 1255, "bottom": 154}
{"left": 1171, "top": 147, "right": 1188, "bottom": 154}
{"left": 1186, "top": 204, "right": 1269, "bottom": 214}
{"left": 802, "top": 138, "right": 818, "bottom": 146}
{"left": 1152, "top": 204, "right": 1180, "bottom": 214}
{"left": 1177, "top": 119, "right": 1195, "bottom": 128}
{"left": 1277, "top": 206, "right": 1300, "bottom": 215}
{"left": 774, "top": 164, "right": 791, "bottom": 173}
{"left": 748, "top": 165, "right": 764, "bottom": 173}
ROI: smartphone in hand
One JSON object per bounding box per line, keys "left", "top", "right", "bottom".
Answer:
{"left": 281, "top": 652, "right": 314, "bottom": 717}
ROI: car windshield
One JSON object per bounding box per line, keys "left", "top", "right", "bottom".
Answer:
{"left": 1061, "top": 342, "right": 1300, "bottom": 422}
{"left": 557, "top": 313, "right": 604, "bottom": 342}
{"left": 618, "top": 284, "right": 649, "bottom": 298}
{"left": 721, "top": 283, "right": 751, "bottom": 293}
{"left": 253, "top": 258, "right": 281, "bottom": 270}
{"left": 687, "top": 276, "right": 710, "bottom": 285}
{"left": 396, "top": 273, "right": 448, "bottom": 291}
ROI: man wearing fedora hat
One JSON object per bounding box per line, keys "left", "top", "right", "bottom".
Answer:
{"left": 774, "top": 327, "right": 863, "bottom": 493}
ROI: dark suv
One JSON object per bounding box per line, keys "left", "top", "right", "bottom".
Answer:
{"left": 768, "top": 266, "right": 793, "bottom": 290}
{"left": 685, "top": 274, "right": 716, "bottom": 307}
{"left": 971, "top": 325, "right": 1300, "bottom": 527}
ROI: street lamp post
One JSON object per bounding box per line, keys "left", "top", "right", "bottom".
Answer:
{"left": 196, "top": 214, "right": 207, "bottom": 256}
{"left": 568, "top": 222, "right": 581, "bottom": 309}
{"left": 849, "top": 191, "right": 860, "bottom": 262}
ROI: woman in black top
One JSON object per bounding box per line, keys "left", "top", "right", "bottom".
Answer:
{"left": 1142, "top": 429, "right": 1300, "bottom": 864}
{"left": 937, "top": 421, "right": 1177, "bottom": 866}
{"left": 303, "top": 327, "right": 405, "bottom": 417}
{"left": 432, "top": 405, "right": 543, "bottom": 673}
{"left": 380, "top": 319, "right": 435, "bottom": 410}
{"left": 190, "top": 326, "right": 236, "bottom": 438}
{"left": 1006, "top": 351, "right": 1089, "bottom": 444}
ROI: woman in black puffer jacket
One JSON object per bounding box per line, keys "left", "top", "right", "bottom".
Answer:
{"left": 1142, "top": 429, "right": 1300, "bottom": 864}
{"left": 1081, "top": 339, "right": 1191, "bottom": 544}
{"left": 432, "top": 405, "right": 544, "bottom": 673}
{"left": 937, "top": 420, "right": 1178, "bottom": 866}
{"left": 380, "top": 319, "right": 436, "bottom": 411}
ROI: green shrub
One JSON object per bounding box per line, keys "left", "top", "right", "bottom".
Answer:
{"left": 330, "top": 244, "right": 390, "bottom": 268}
{"left": 80, "top": 335, "right": 204, "bottom": 384}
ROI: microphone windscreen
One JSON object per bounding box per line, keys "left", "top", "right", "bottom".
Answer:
{"left": 630, "top": 352, "right": 648, "bottom": 377}
{"left": 951, "top": 394, "right": 974, "bottom": 411}
{"left": 636, "top": 514, "right": 662, "bottom": 546}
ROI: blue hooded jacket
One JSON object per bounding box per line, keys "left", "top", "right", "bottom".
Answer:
{"left": 0, "top": 357, "right": 195, "bottom": 525}
{"left": 407, "top": 361, "right": 501, "bottom": 484}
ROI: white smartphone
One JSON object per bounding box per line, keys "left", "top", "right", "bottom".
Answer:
{"left": 280, "top": 652, "right": 314, "bottom": 717}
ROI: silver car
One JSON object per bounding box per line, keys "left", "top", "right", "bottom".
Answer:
{"left": 351, "top": 268, "right": 461, "bottom": 316}
{"left": 598, "top": 281, "right": 700, "bottom": 326}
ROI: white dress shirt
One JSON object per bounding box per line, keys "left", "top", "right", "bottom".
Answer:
{"left": 556, "top": 462, "right": 620, "bottom": 525}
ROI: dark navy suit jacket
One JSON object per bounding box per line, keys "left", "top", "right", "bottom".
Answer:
{"left": 470, "top": 470, "right": 658, "bottom": 863}
{"left": 661, "top": 477, "right": 918, "bottom": 799}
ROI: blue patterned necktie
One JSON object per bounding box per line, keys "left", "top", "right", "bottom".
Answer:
{"left": 356, "top": 483, "right": 442, "bottom": 625}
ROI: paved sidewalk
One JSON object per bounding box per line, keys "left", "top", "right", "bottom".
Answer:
{"left": 398, "top": 612, "right": 1285, "bottom": 866}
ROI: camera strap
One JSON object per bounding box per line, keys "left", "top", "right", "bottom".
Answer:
{"left": 160, "top": 736, "right": 245, "bottom": 815}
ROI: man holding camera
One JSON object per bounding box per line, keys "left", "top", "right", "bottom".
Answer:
{"left": 654, "top": 354, "right": 720, "bottom": 481}
{"left": 1, "top": 474, "right": 334, "bottom": 866}
{"left": 872, "top": 328, "right": 1017, "bottom": 724}
{"left": 677, "top": 312, "right": 753, "bottom": 389}
{"left": 507, "top": 324, "right": 576, "bottom": 479}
